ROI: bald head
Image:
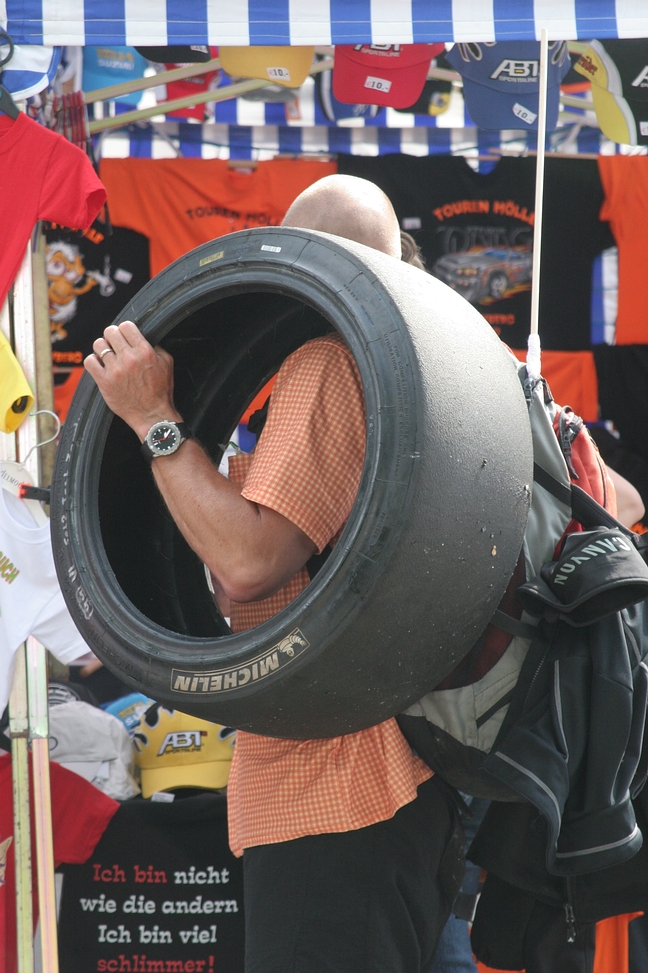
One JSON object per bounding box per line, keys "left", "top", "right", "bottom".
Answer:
{"left": 282, "top": 174, "right": 401, "bottom": 258}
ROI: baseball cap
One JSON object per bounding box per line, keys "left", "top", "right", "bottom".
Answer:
{"left": 219, "top": 46, "right": 315, "bottom": 88}
{"left": 446, "top": 41, "right": 571, "bottom": 131}
{"left": 316, "top": 68, "right": 379, "bottom": 122}
{"left": 574, "top": 39, "right": 648, "bottom": 146}
{"left": 394, "top": 78, "right": 452, "bottom": 116}
{"left": 136, "top": 46, "right": 212, "bottom": 64}
{"left": 132, "top": 704, "right": 235, "bottom": 798}
{"left": 49, "top": 700, "right": 140, "bottom": 800}
{"left": 333, "top": 43, "right": 444, "bottom": 109}
{"left": 0, "top": 330, "right": 33, "bottom": 433}
{"left": 103, "top": 692, "right": 155, "bottom": 737}
{"left": 82, "top": 46, "right": 148, "bottom": 106}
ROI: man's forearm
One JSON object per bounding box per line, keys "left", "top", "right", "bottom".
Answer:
{"left": 148, "top": 439, "right": 315, "bottom": 603}
{"left": 84, "top": 322, "right": 315, "bottom": 603}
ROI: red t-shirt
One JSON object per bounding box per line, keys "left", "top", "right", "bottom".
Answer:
{"left": 0, "top": 113, "right": 107, "bottom": 307}
{"left": 0, "top": 753, "right": 118, "bottom": 973}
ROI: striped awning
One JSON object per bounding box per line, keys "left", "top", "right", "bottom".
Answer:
{"left": 6, "top": 1, "right": 648, "bottom": 48}
{"left": 95, "top": 119, "right": 625, "bottom": 162}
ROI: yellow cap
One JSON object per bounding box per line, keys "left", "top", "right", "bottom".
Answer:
{"left": 220, "top": 46, "right": 315, "bottom": 88}
{"left": 0, "top": 331, "right": 34, "bottom": 433}
{"left": 133, "top": 705, "right": 235, "bottom": 799}
{"left": 575, "top": 42, "right": 634, "bottom": 145}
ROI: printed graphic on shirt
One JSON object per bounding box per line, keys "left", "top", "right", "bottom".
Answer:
{"left": 45, "top": 225, "right": 150, "bottom": 364}
{"left": 431, "top": 199, "right": 534, "bottom": 309}
{"left": 0, "top": 551, "right": 19, "bottom": 585}
{"left": 0, "top": 836, "right": 11, "bottom": 885}
{"left": 57, "top": 796, "right": 243, "bottom": 973}
{"left": 337, "top": 154, "right": 614, "bottom": 351}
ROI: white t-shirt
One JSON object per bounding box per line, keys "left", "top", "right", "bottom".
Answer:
{"left": 0, "top": 487, "right": 88, "bottom": 713}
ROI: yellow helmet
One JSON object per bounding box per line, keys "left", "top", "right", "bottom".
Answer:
{"left": 132, "top": 704, "right": 235, "bottom": 799}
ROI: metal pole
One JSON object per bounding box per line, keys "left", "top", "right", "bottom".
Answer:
{"left": 527, "top": 27, "right": 549, "bottom": 380}
{"left": 2, "top": 266, "right": 35, "bottom": 973}
{"left": 9, "top": 648, "right": 34, "bottom": 973}
{"left": 27, "top": 637, "right": 58, "bottom": 973}
{"left": 13, "top": 238, "right": 60, "bottom": 973}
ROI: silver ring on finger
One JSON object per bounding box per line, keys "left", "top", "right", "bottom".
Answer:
{"left": 98, "top": 348, "right": 115, "bottom": 360}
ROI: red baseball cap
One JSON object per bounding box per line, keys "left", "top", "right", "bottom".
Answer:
{"left": 333, "top": 43, "right": 445, "bottom": 109}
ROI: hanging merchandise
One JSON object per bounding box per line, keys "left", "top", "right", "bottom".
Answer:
{"left": 157, "top": 48, "right": 220, "bottom": 120}
{"left": 45, "top": 223, "right": 150, "bottom": 363}
{"left": 0, "top": 330, "right": 33, "bottom": 432}
{"left": 136, "top": 46, "right": 212, "bottom": 64}
{"left": 574, "top": 39, "right": 648, "bottom": 146}
{"left": 220, "top": 45, "right": 315, "bottom": 88}
{"left": 332, "top": 43, "right": 444, "bottom": 109}
{"left": 49, "top": 701, "right": 140, "bottom": 801}
{"left": 0, "top": 482, "right": 91, "bottom": 715}
{"left": 0, "top": 43, "right": 60, "bottom": 99}
{"left": 338, "top": 154, "right": 613, "bottom": 350}
{"left": 132, "top": 704, "right": 235, "bottom": 798}
{"left": 446, "top": 41, "right": 571, "bottom": 131}
{"left": 57, "top": 793, "right": 244, "bottom": 973}
{"left": 82, "top": 46, "right": 148, "bottom": 104}
{"left": 393, "top": 78, "right": 453, "bottom": 117}
{"left": 98, "top": 158, "right": 335, "bottom": 276}
{"left": 0, "top": 753, "right": 118, "bottom": 973}
{"left": 103, "top": 693, "right": 155, "bottom": 737}
{"left": 315, "top": 69, "right": 379, "bottom": 123}
{"left": 338, "top": 154, "right": 613, "bottom": 418}
{"left": 595, "top": 346, "right": 648, "bottom": 469}
{"left": 0, "top": 112, "right": 106, "bottom": 308}
{"left": 598, "top": 156, "right": 648, "bottom": 345}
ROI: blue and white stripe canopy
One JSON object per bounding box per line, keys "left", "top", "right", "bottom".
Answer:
{"left": 5, "top": 0, "right": 648, "bottom": 48}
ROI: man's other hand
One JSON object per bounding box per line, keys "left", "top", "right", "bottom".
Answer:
{"left": 84, "top": 321, "right": 182, "bottom": 441}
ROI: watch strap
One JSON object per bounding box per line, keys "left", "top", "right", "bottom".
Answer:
{"left": 140, "top": 421, "right": 192, "bottom": 464}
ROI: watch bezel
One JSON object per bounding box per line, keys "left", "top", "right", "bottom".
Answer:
{"left": 145, "top": 420, "right": 183, "bottom": 457}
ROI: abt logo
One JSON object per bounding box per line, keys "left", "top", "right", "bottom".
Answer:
{"left": 491, "top": 59, "right": 539, "bottom": 80}
{"left": 157, "top": 730, "right": 206, "bottom": 756}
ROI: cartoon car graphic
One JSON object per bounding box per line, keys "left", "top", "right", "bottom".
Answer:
{"left": 432, "top": 247, "right": 533, "bottom": 304}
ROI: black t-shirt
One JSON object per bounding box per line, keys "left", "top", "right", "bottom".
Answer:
{"left": 337, "top": 155, "right": 614, "bottom": 350}
{"left": 594, "top": 345, "right": 648, "bottom": 468}
{"left": 45, "top": 223, "right": 150, "bottom": 366}
{"left": 57, "top": 793, "right": 244, "bottom": 973}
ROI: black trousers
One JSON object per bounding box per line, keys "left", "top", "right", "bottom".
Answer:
{"left": 243, "top": 776, "right": 465, "bottom": 973}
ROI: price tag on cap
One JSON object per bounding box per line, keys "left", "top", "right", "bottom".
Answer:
{"left": 267, "top": 66, "right": 291, "bottom": 81}
{"left": 364, "top": 75, "right": 392, "bottom": 92}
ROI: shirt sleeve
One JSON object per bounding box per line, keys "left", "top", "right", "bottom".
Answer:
{"left": 38, "top": 135, "right": 107, "bottom": 230}
{"left": 241, "top": 336, "right": 366, "bottom": 553}
{"left": 598, "top": 156, "right": 617, "bottom": 226}
{"left": 30, "top": 590, "right": 89, "bottom": 665}
{"left": 49, "top": 762, "right": 119, "bottom": 865}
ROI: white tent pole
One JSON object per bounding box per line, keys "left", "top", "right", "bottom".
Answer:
{"left": 527, "top": 26, "right": 549, "bottom": 381}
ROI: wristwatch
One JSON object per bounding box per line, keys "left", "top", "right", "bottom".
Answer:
{"left": 140, "top": 420, "right": 193, "bottom": 464}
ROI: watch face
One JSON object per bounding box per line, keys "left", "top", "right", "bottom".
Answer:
{"left": 148, "top": 422, "right": 179, "bottom": 454}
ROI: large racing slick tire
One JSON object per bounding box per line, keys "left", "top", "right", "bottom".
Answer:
{"left": 50, "top": 227, "right": 532, "bottom": 739}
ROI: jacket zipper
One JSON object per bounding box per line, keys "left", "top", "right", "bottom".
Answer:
{"left": 564, "top": 877, "right": 576, "bottom": 943}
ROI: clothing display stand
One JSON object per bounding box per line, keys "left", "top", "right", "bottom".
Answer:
{"left": 2, "top": 237, "right": 59, "bottom": 973}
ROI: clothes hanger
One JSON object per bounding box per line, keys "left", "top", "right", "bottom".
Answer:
{"left": 1, "top": 410, "right": 61, "bottom": 526}
{"left": 0, "top": 30, "right": 21, "bottom": 121}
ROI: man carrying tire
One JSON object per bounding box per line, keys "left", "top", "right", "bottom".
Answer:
{"left": 85, "top": 174, "right": 464, "bottom": 973}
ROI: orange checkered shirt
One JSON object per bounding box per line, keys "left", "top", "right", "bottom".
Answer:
{"left": 226, "top": 333, "right": 432, "bottom": 857}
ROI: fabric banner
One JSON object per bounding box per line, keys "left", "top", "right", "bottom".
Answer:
{"left": 95, "top": 120, "right": 619, "bottom": 163}
{"left": 6, "top": 0, "right": 648, "bottom": 48}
